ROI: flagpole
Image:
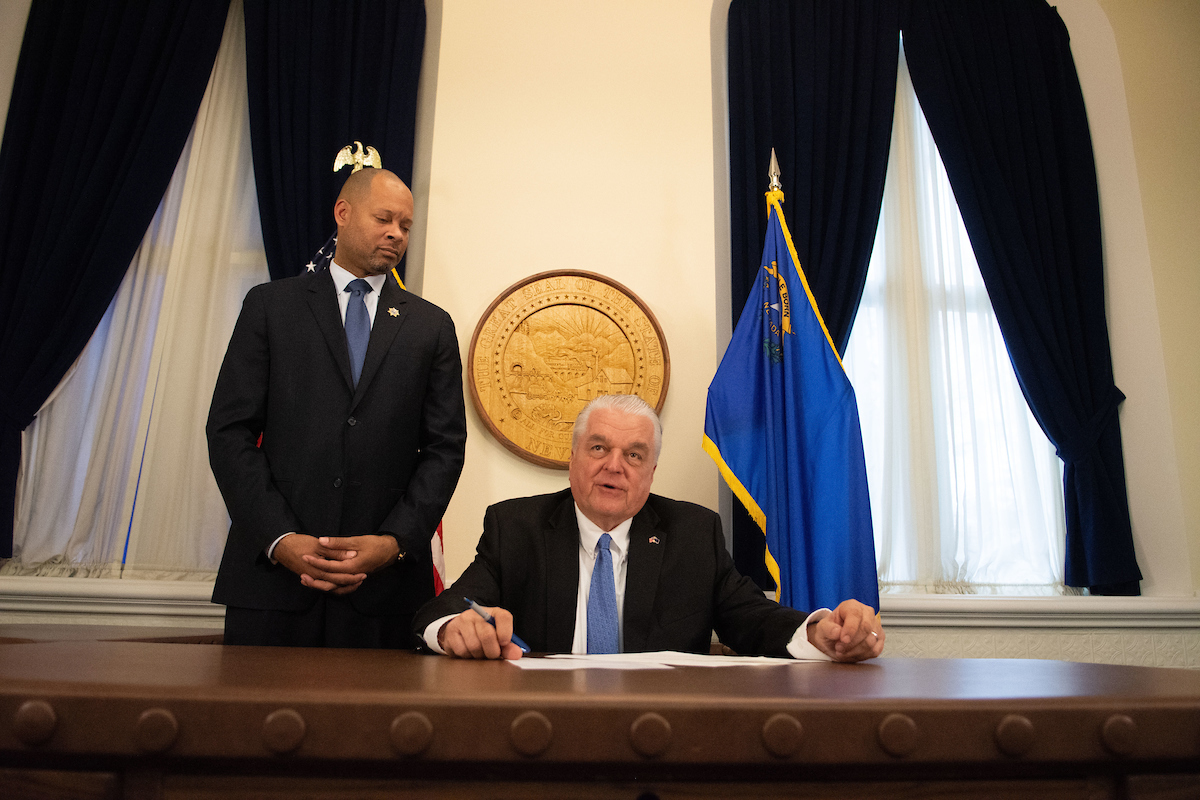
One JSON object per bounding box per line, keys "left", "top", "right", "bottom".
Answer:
{"left": 704, "top": 146, "right": 879, "bottom": 611}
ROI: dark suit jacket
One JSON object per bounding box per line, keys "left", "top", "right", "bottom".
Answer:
{"left": 207, "top": 268, "right": 466, "bottom": 622}
{"left": 413, "top": 489, "right": 808, "bottom": 656}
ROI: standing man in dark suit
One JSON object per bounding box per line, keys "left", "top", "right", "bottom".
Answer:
{"left": 208, "top": 167, "right": 466, "bottom": 648}
{"left": 413, "top": 394, "right": 883, "bottom": 662}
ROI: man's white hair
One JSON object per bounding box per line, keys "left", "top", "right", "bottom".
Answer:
{"left": 571, "top": 394, "right": 663, "bottom": 461}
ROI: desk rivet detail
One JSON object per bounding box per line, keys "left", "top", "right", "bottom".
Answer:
{"left": 762, "top": 713, "right": 803, "bottom": 758}
{"left": 1101, "top": 714, "right": 1137, "bottom": 756}
{"left": 390, "top": 711, "right": 433, "bottom": 756}
{"left": 135, "top": 708, "right": 179, "bottom": 753}
{"left": 994, "top": 714, "right": 1035, "bottom": 757}
{"left": 630, "top": 713, "right": 672, "bottom": 758}
{"left": 13, "top": 700, "right": 56, "bottom": 746}
{"left": 877, "top": 713, "right": 919, "bottom": 757}
{"left": 510, "top": 711, "right": 553, "bottom": 757}
{"left": 262, "top": 709, "right": 306, "bottom": 754}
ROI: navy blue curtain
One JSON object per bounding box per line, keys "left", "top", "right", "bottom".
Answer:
{"left": 244, "top": 0, "right": 426, "bottom": 281}
{"left": 0, "top": 0, "right": 230, "bottom": 558}
{"left": 726, "top": 0, "right": 899, "bottom": 589}
{"left": 902, "top": 0, "right": 1140, "bottom": 593}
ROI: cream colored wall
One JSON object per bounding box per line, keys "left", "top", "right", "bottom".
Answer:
{"left": 1093, "top": 0, "right": 1200, "bottom": 594}
{"left": 1053, "top": 0, "right": 1190, "bottom": 595}
{"left": 413, "top": 1, "right": 722, "bottom": 579}
{"left": 0, "top": 0, "right": 30, "bottom": 145}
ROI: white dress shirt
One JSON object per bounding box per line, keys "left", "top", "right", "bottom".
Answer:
{"left": 423, "top": 502, "right": 833, "bottom": 660}
{"left": 572, "top": 506, "right": 632, "bottom": 654}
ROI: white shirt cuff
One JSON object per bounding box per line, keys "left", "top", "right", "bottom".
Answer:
{"left": 423, "top": 614, "right": 458, "bottom": 654}
{"left": 266, "top": 532, "right": 295, "bottom": 564}
{"left": 785, "top": 607, "right": 834, "bottom": 661}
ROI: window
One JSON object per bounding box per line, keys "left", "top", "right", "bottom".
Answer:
{"left": 843, "top": 46, "right": 1072, "bottom": 596}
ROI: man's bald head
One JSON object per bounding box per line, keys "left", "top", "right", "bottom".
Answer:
{"left": 337, "top": 167, "right": 401, "bottom": 204}
{"left": 332, "top": 169, "right": 415, "bottom": 278}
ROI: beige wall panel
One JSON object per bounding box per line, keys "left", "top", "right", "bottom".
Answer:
{"left": 419, "top": 1, "right": 720, "bottom": 578}
{"left": 1094, "top": 0, "right": 1200, "bottom": 593}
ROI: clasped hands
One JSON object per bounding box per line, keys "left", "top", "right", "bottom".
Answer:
{"left": 438, "top": 598, "right": 885, "bottom": 663}
{"left": 273, "top": 533, "right": 400, "bottom": 595}
{"left": 806, "top": 599, "right": 885, "bottom": 662}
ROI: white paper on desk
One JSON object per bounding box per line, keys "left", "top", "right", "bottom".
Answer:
{"left": 506, "top": 651, "right": 809, "bottom": 669}
{"left": 507, "top": 657, "right": 671, "bottom": 670}
{"left": 556, "top": 651, "right": 805, "bottom": 667}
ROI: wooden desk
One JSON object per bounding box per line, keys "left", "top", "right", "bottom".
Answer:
{"left": 1, "top": 642, "right": 1198, "bottom": 798}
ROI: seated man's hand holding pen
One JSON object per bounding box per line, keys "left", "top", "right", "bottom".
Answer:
{"left": 438, "top": 602, "right": 525, "bottom": 660}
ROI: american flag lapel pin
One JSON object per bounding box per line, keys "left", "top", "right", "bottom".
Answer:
{"left": 649, "top": 536, "right": 660, "bottom": 545}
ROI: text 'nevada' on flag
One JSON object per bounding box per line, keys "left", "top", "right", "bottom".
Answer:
{"left": 704, "top": 189, "right": 879, "bottom": 613}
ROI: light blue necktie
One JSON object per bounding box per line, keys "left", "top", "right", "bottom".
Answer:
{"left": 344, "top": 279, "right": 372, "bottom": 387}
{"left": 587, "top": 533, "right": 619, "bottom": 654}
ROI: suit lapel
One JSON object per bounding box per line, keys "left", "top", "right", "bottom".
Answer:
{"left": 544, "top": 493, "right": 580, "bottom": 653}
{"left": 352, "top": 274, "right": 409, "bottom": 408}
{"left": 306, "top": 269, "right": 355, "bottom": 392}
{"left": 623, "top": 501, "right": 665, "bottom": 653}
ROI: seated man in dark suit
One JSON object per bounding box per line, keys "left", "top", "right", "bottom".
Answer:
{"left": 413, "top": 394, "right": 883, "bottom": 662}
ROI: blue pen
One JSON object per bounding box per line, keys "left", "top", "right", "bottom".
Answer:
{"left": 464, "top": 597, "right": 531, "bottom": 653}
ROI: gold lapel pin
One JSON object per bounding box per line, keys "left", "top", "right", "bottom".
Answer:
{"left": 388, "top": 307, "right": 399, "bottom": 317}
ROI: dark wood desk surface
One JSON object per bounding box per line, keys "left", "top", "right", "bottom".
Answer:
{"left": 1, "top": 642, "right": 1198, "bottom": 798}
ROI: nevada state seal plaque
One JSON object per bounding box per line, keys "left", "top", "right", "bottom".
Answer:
{"left": 468, "top": 270, "right": 670, "bottom": 469}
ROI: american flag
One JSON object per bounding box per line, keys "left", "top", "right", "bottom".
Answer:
{"left": 305, "top": 231, "right": 337, "bottom": 272}
{"left": 303, "top": 235, "right": 447, "bottom": 596}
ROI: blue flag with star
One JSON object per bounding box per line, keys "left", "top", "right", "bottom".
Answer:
{"left": 704, "top": 190, "right": 878, "bottom": 612}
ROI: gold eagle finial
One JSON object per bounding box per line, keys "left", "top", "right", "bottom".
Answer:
{"left": 333, "top": 141, "right": 383, "bottom": 173}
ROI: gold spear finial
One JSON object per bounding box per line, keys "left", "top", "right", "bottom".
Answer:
{"left": 768, "top": 148, "right": 782, "bottom": 192}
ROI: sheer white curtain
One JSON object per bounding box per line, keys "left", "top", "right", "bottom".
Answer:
{"left": 7, "top": 1, "right": 268, "bottom": 579}
{"left": 8, "top": 156, "right": 186, "bottom": 576}
{"left": 843, "top": 43, "right": 1070, "bottom": 596}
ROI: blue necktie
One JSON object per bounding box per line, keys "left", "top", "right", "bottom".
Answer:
{"left": 587, "top": 533, "right": 619, "bottom": 654}
{"left": 345, "top": 279, "right": 372, "bottom": 387}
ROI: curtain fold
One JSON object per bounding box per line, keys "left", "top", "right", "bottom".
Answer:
{"left": 901, "top": 0, "right": 1140, "bottom": 593}
{"left": 726, "top": 0, "right": 899, "bottom": 586}
{"left": 121, "top": 3, "right": 270, "bottom": 579}
{"left": 0, "top": 0, "right": 230, "bottom": 558}
{"left": 8, "top": 153, "right": 189, "bottom": 575}
{"left": 8, "top": 1, "right": 269, "bottom": 579}
{"left": 243, "top": 0, "right": 426, "bottom": 280}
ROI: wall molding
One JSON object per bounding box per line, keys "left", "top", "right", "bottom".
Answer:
{"left": 0, "top": 577, "right": 222, "bottom": 623}
{"left": 881, "top": 593, "right": 1200, "bottom": 628}
{"left": 1, "top": 577, "right": 1198, "bottom": 630}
